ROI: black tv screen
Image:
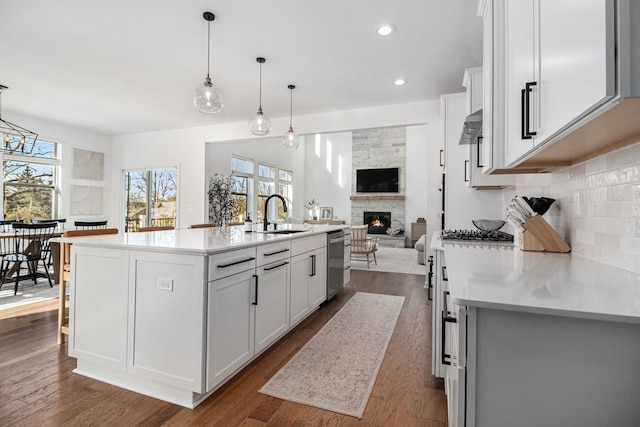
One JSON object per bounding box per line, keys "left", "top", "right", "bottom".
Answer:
{"left": 356, "top": 168, "right": 399, "bottom": 193}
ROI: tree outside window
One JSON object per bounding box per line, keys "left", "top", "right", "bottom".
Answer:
{"left": 2, "top": 137, "right": 59, "bottom": 222}
{"left": 124, "top": 169, "right": 177, "bottom": 231}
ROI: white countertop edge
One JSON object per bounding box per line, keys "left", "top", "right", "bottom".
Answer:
{"left": 54, "top": 224, "right": 349, "bottom": 255}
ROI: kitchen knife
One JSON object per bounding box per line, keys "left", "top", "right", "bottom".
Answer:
{"left": 507, "top": 206, "right": 528, "bottom": 225}
{"left": 505, "top": 213, "right": 526, "bottom": 233}
{"left": 515, "top": 196, "right": 537, "bottom": 217}
{"left": 510, "top": 198, "right": 531, "bottom": 220}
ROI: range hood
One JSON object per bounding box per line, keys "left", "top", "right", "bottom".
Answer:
{"left": 459, "top": 109, "right": 482, "bottom": 144}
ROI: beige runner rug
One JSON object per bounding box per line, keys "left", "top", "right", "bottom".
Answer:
{"left": 259, "top": 292, "right": 405, "bottom": 419}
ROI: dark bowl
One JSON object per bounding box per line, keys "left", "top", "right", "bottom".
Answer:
{"left": 522, "top": 197, "right": 556, "bottom": 215}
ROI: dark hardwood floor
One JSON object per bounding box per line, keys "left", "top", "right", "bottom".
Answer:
{"left": 0, "top": 270, "right": 446, "bottom": 426}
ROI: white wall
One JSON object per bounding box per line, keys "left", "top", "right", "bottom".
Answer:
{"left": 304, "top": 132, "right": 352, "bottom": 222}
{"left": 112, "top": 101, "right": 435, "bottom": 230}
{"left": 406, "top": 124, "right": 430, "bottom": 228}
{"left": 3, "top": 112, "right": 112, "bottom": 224}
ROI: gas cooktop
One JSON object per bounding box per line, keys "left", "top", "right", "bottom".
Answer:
{"left": 441, "top": 229, "right": 514, "bottom": 242}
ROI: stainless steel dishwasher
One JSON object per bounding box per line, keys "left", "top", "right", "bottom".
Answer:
{"left": 326, "top": 229, "right": 345, "bottom": 300}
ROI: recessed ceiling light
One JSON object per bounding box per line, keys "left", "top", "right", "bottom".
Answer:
{"left": 377, "top": 24, "right": 395, "bottom": 36}
{"left": 394, "top": 79, "right": 406, "bottom": 86}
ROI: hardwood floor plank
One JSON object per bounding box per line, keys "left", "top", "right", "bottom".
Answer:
{"left": 0, "top": 269, "right": 447, "bottom": 426}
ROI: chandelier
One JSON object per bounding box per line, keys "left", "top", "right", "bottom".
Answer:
{"left": 0, "top": 85, "right": 37, "bottom": 154}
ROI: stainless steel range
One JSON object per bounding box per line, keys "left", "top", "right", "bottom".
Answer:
{"left": 441, "top": 229, "right": 514, "bottom": 242}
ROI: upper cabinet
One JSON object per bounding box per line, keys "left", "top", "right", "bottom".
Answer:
{"left": 462, "top": 67, "right": 515, "bottom": 188}
{"left": 480, "top": 0, "right": 640, "bottom": 172}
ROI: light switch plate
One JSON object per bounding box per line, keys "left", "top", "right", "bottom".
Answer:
{"left": 157, "top": 277, "right": 173, "bottom": 291}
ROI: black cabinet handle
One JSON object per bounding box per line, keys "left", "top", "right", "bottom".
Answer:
{"left": 310, "top": 254, "right": 316, "bottom": 277}
{"left": 522, "top": 81, "right": 537, "bottom": 140}
{"left": 253, "top": 274, "right": 258, "bottom": 305}
{"left": 439, "top": 149, "right": 444, "bottom": 167}
{"left": 218, "top": 257, "right": 256, "bottom": 269}
{"left": 442, "top": 265, "right": 448, "bottom": 281}
{"left": 441, "top": 310, "right": 457, "bottom": 366}
{"left": 464, "top": 160, "right": 469, "bottom": 182}
{"left": 263, "top": 261, "right": 289, "bottom": 271}
{"left": 477, "top": 135, "right": 484, "bottom": 168}
{"left": 427, "top": 256, "right": 434, "bottom": 301}
{"left": 521, "top": 87, "right": 527, "bottom": 140}
{"left": 264, "top": 248, "right": 290, "bottom": 257}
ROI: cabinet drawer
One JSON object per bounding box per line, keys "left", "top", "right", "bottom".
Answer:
{"left": 291, "top": 234, "right": 326, "bottom": 256}
{"left": 257, "top": 241, "right": 291, "bottom": 266}
{"left": 208, "top": 247, "right": 257, "bottom": 281}
{"left": 343, "top": 235, "right": 351, "bottom": 262}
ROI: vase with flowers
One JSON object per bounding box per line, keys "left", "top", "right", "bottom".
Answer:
{"left": 304, "top": 198, "right": 320, "bottom": 220}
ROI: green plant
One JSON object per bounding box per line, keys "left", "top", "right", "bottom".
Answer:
{"left": 208, "top": 174, "right": 233, "bottom": 226}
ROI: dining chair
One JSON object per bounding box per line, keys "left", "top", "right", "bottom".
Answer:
{"left": 0, "top": 219, "right": 23, "bottom": 232}
{"left": 57, "top": 227, "right": 119, "bottom": 344}
{"left": 0, "top": 222, "right": 57, "bottom": 295}
{"left": 189, "top": 223, "right": 217, "bottom": 229}
{"left": 137, "top": 226, "right": 175, "bottom": 232}
{"left": 349, "top": 224, "right": 379, "bottom": 269}
{"left": 74, "top": 220, "right": 108, "bottom": 230}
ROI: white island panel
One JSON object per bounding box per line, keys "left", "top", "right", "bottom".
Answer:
{"left": 69, "top": 246, "right": 129, "bottom": 371}
{"left": 128, "top": 250, "right": 206, "bottom": 393}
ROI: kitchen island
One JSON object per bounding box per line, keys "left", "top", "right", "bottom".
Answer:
{"left": 430, "top": 235, "right": 640, "bottom": 426}
{"left": 62, "top": 224, "right": 345, "bottom": 408}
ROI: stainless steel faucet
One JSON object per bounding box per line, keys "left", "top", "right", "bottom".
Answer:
{"left": 263, "top": 194, "right": 288, "bottom": 231}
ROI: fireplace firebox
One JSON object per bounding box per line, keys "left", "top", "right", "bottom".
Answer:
{"left": 364, "top": 211, "right": 391, "bottom": 234}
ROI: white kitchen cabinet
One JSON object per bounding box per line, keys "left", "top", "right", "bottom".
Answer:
{"left": 343, "top": 229, "right": 351, "bottom": 285}
{"left": 501, "top": 0, "right": 615, "bottom": 167}
{"left": 254, "top": 258, "right": 290, "bottom": 354}
{"left": 207, "top": 268, "right": 255, "bottom": 390}
{"left": 462, "top": 67, "right": 514, "bottom": 188}
{"left": 290, "top": 234, "right": 327, "bottom": 327}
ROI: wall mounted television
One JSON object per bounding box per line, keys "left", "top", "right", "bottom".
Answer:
{"left": 356, "top": 168, "right": 399, "bottom": 193}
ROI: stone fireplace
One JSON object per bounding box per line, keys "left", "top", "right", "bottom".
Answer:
{"left": 350, "top": 127, "right": 406, "bottom": 242}
{"left": 364, "top": 211, "right": 391, "bottom": 234}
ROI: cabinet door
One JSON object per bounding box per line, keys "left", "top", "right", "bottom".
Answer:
{"left": 504, "top": 0, "right": 536, "bottom": 165}
{"left": 207, "top": 269, "right": 255, "bottom": 390}
{"left": 255, "top": 260, "right": 290, "bottom": 354}
{"left": 289, "top": 253, "right": 311, "bottom": 326}
{"left": 537, "top": 0, "right": 614, "bottom": 143}
{"left": 309, "top": 247, "right": 327, "bottom": 308}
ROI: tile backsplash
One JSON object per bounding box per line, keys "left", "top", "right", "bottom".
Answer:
{"left": 504, "top": 140, "right": 640, "bottom": 274}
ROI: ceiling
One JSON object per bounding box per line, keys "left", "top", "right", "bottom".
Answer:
{"left": 0, "top": 0, "right": 482, "bottom": 137}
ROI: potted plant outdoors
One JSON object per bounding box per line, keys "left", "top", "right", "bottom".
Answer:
{"left": 208, "top": 174, "right": 233, "bottom": 226}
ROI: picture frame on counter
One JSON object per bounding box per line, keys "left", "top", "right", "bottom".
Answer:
{"left": 320, "top": 207, "right": 333, "bottom": 220}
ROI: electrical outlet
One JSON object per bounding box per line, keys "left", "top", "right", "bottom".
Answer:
{"left": 157, "top": 277, "right": 173, "bottom": 291}
{"left": 633, "top": 185, "right": 640, "bottom": 216}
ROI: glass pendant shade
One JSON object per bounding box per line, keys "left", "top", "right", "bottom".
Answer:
{"left": 193, "top": 12, "right": 223, "bottom": 114}
{"left": 194, "top": 76, "right": 223, "bottom": 114}
{"left": 249, "top": 107, "right": 271, "bottom": 136}
{"left": 282, "top": 126, "right": 299, "bottom": 149}
{"left": 282, "top": 84, "right": 299, "bottom": 149}
{"left": 249, "top": 57, "right": 271, "bottom": 135}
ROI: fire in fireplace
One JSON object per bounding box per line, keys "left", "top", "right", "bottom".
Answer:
{"left": 363, "top": 211, "right": 391, "bottom": 234}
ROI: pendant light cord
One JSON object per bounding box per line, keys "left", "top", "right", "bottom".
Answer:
{"left": 289, "top": 87, "right": 293, "bottom": 127}
{"left": 259, "top": 62, "right": 262, "bottom": 108}
{"left": 207, "top": 21, "right": 211, "bottom": 77}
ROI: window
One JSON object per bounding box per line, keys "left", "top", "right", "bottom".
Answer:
{"left": 230, "top": 156, "right": 253, "bottom": 223}
{"left": 124, "top": 169, "right": 177, "bottom": 231}
{"left": 230, "top": 156, "right": 293, "bottom": 223}
{"left": 2, "top": 136, "right": 60, "bottom": 222}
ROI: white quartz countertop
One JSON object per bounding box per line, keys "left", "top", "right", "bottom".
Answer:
{"left": 56, "top": 224, "right": 348, "bottom": 255}
{"left": 431, "top": 234, "right": 640, "bottom": 324}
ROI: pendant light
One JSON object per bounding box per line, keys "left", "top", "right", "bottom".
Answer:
{"left": 0, "top": 85, "right": 38, "bottom": 154}
{"left": 282, "top": 85, "right": 299, "bottom": 149}
{"left": 193, "top": 12, "right": 223, "bottom": 114}
{"left": 248, "top": 57, "right": 271, "bottom": 136}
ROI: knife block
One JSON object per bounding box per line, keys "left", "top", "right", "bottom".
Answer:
{"left": 520, "top": 215, "right": 571, "bottom": 253}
